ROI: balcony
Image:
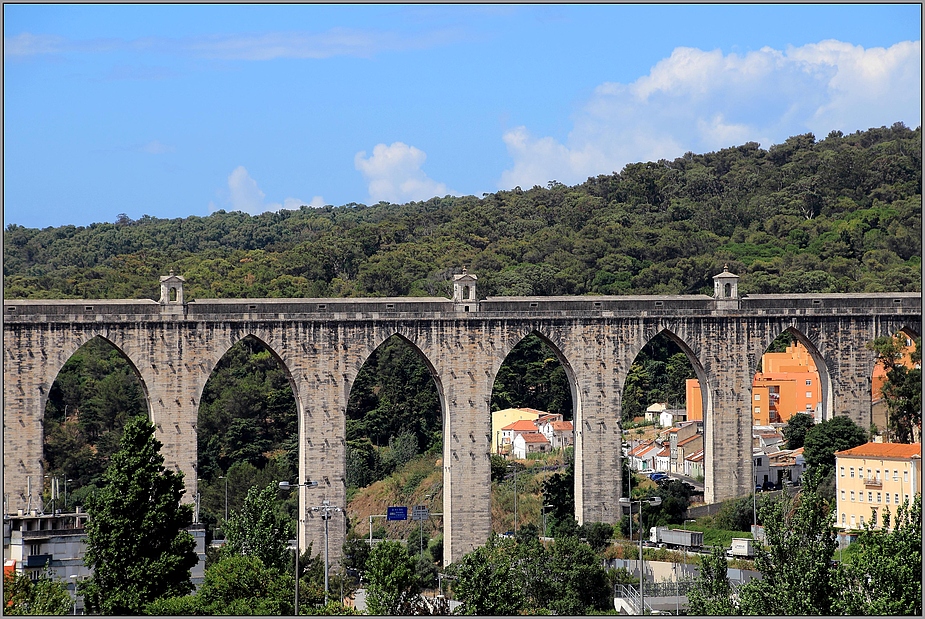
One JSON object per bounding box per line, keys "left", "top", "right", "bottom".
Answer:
{"left": 25, "top": 554, "right": 53, "bottom": 568}
{"left": 864, "top": 476, "right": 882, "bottom": 487}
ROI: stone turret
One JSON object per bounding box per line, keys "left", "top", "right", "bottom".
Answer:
{"left": 452, "top": 268, "right": 478, "bottom": 312}
{"left": 713, "top": 265, "right": 740, "bottom": 309}
{"left": 159, "top": 270, "right": 185, "bottom": 305}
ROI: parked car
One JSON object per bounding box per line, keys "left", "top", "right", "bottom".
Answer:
{"left": 649, "top": 472, "right": 668, "bottom": 481}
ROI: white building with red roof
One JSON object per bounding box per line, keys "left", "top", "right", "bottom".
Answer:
{"left": 512, "top": 431, "right": 551, "bottom": 459}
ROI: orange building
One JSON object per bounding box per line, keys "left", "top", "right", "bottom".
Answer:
{"left": 686, "top": 341, "right": 822, "bottom": 425}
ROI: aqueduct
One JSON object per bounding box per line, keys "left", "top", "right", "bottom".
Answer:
{"left": 3, "top": 270, "right": 919, "bottom": 564}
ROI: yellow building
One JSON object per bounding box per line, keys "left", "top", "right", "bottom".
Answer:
{"left": 491, "top": 408, "right": 542, "bottom": 454}
{"left": 835, "top": 442, "right": 921, "bottom": 530}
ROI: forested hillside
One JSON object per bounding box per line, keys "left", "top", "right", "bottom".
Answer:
{"left": 5, "top": 124, "right": 921, "bottom": 300}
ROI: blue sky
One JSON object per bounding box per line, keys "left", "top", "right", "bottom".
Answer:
{"left": 4, "top": 4, "right": 921, "bottom": 230}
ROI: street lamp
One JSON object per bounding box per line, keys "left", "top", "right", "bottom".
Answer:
{"left": 619, "top": 495, "right": 662, "bottom": 614}
{"left": 279, "top": 480, "right": 319, "bottom": 615}
{"left": 218, "top": 475, "right": 228, "bottom": 523}
{"left": 310, "top": 499, "right": 343, "bottom": 606}
{"left": 507, "top": 464, "right": 518, "bottom": 533}
{"left": 542, "top": 504, "right": 553, "bottom": 538}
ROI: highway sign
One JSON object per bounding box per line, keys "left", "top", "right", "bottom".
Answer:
{"left": 411, "top": 505, "right": 429, "bottom": 521}
{"left": 387, "top": 506, "right": 408, "bottom": 521}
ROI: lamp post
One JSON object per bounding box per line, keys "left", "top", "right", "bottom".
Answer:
{"left": 507, "top": 464, "right": 518, "bottom": 533}
{"left": 619, "top": 495, "right": 662, "bottom": 615}
{"left": 218, "top": 475, "right": 229, "bottom": 523}
{"left": 542, "top": 504, "right": 553, "bottom": 538}
{"left": 279, "top": 480, "right": 318, "bottom": 615}
{"left": 310, "top": 499, "right": 343, "bottom": 606}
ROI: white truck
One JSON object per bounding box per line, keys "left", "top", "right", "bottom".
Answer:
{"left": 649, "top": 526, "right": 704, "bottom": 550}
{"left": 727, "top": 537, "right": 755, "bottom": 558}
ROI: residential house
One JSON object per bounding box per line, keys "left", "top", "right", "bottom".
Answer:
{"left": 675, "top": 434, "right": 703, "bottom": 474}
{"left": 768, "top": 447, "right": 805, "bottom": 486}
{"left": 753, "top": 448, "right": 771, "bottom": 489}
{"left": 628, "top": 440, "right": 661, "bottom": 473}
{"left": 655, "top": 446, "right": 671, "bottom": 473}
{"left": 659, "top": 409, "right": 687, "bottom": 428}
{"left": 645, "top": 402, "right": 667, "bottom": 424}
{"left": 684, "top": 449, "right": 704, "bottom": 479}
{"left": 492, "top": 408, "right": 541, "bottom": 454}
{"left": 512, "top": 432, "right": 551, "bottom": 459}
{"left": 538, "top": 419, "right": 573, "bottom": 450}
{"left": 834, "top": 442, "right": 922, "bottom": 531}
{"left": 668, "top": 422, "right": 699, "bottom": 474}
{"left": 500, "top": 419, "right": 542, "bottom": 455}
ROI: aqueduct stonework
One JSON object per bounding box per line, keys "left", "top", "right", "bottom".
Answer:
{"left": 3, "top": 271, "right": 920, "bottom": 564}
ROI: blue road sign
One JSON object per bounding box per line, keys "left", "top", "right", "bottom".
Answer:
{"left": 387, "top": 506, "right": 408, "bottom": 521}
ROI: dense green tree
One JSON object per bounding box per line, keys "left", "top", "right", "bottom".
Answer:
{"left": 783, "top": 412, "right": 815, "bottom": 449}
{"left": 802, "top": 415, "right": 868, "bottom": 477}
{"left": 737, "top": 471, "right": 840, "bottom": 615}
{"left": 222, "top": 482, "right": 291, "bottom": 572}
{"left": 364, "top": 541, "right": 422, "bottom": 615}
{"left": 867, "top": 335, "right": 922, "bottom": 443}
{"left": 686, "top": 545, "right": 739, "bottom": 615}
{"left": 543, "top": 535, "right": 612, "bottom": 615}
{"left": 346, "top": 336, "right": 441, "bottom": 452}
{"left": 836, "top": 494, "right": 922, "bottom": 615}
{"left": 451, "top": 535, "right": 525, "bottom": 616}
{"left": 3, "top": 568, "right": 73, "bottom": 615}
{"left": 79, "top": 416, "right": 198, "bottom": 614}
{"left": 144, "top": 554, "right": 296, "bottom": 615}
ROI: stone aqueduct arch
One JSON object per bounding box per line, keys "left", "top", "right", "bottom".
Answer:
{"left": 3, "top": 275, "right": 920, "bottom": 566}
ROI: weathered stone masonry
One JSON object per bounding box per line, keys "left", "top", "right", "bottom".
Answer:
{"left": 3, "top": 282, "right": 920, "bottom": 566}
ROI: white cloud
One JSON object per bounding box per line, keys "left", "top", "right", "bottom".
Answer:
{"left": 217, "top": 166, "right": 308, "bottom": 215}
{"left": 499, "top": 39, "right": 921, "bottom": 190}
{"left": 355, "top": 142, "right": 451, "bottom": 204}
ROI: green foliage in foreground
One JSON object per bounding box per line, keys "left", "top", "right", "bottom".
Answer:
{"left": 3, "top": 568, "right": 72, "bottom": 615}
{"left": 450, "top": 533, "right": 611, "bottom": 615}
{"left": 687, "top": 469, "right": 923, "bottom": 616}
{"left": 79, "top": 416, "right": 198, "bottom": 615}
{"left": 144, "top": 554, "right": 295, "bottom": 615}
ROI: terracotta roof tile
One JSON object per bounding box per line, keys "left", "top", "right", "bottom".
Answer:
{"left": 502, "top": 420, "right": 541, "bottom": 431}
{"left": 519, "top": 433, "right": 550, "bottom": 444}
{"left": 835, "top": 442, "right": 922, "bottom": 459}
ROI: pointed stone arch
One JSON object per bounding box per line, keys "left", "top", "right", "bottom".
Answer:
{"left": 754, "top": 326, "right": 832, "bottom": 423}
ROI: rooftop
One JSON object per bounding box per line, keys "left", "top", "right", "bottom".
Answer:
{"left": 835, "top": 442, "right": 922, "bottom": 459}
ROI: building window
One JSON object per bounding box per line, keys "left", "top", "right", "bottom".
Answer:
{"left": 841, "top": 513, "right": 846, "bottom": 525}
{"left": 860, "top": 515, "right": 865, "bottom": 526}
{"left": 756, "top": 458, "right": 762, "bottom": 467}
{"left": 868, "top": 492, "right": 873, "bottom": 502}
{"left": 850, "top": 467, "right": 854, "bottom": 478}
{"left": 850, "top": 491, "right": 855, "bottom": 502}
{"left": 805, "top": 379, "right": 812, "bottom": 385}
{"left": 851, "top": 514, "right": 856, "bottom": 526}
{"left": 840, "top": 466, "right": 845, "bottom": 477}
{"left": 754, "top": 407, "right": 761, "bottom": 413}
{"left": 886, "top": 493, "right": 890, "bottom": 504}
{"left": 867, "top": 469, "right": 872, "bottom": 478}
{"left": 895, "top": 493, "right": 900, "bottom": 504}
{"left": 805, "top": 391, "right": 813, "bottom": 398}
{"left": 754, "top": 394, "right": 761, "bottom": 401}
{"left": 904, "top": 471, "right": 909, "bottom": 482}
{"left": 840, "top": 490, "right": 845, "bottom": 501}
{"left": 805, "top": 404, "right": 812, "bottom": 410}
{"left": 893, "top": 470, "right": 898, "bottom": 481}
{"left": 877, "top": 492, "right": 881, "bottom": 503}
